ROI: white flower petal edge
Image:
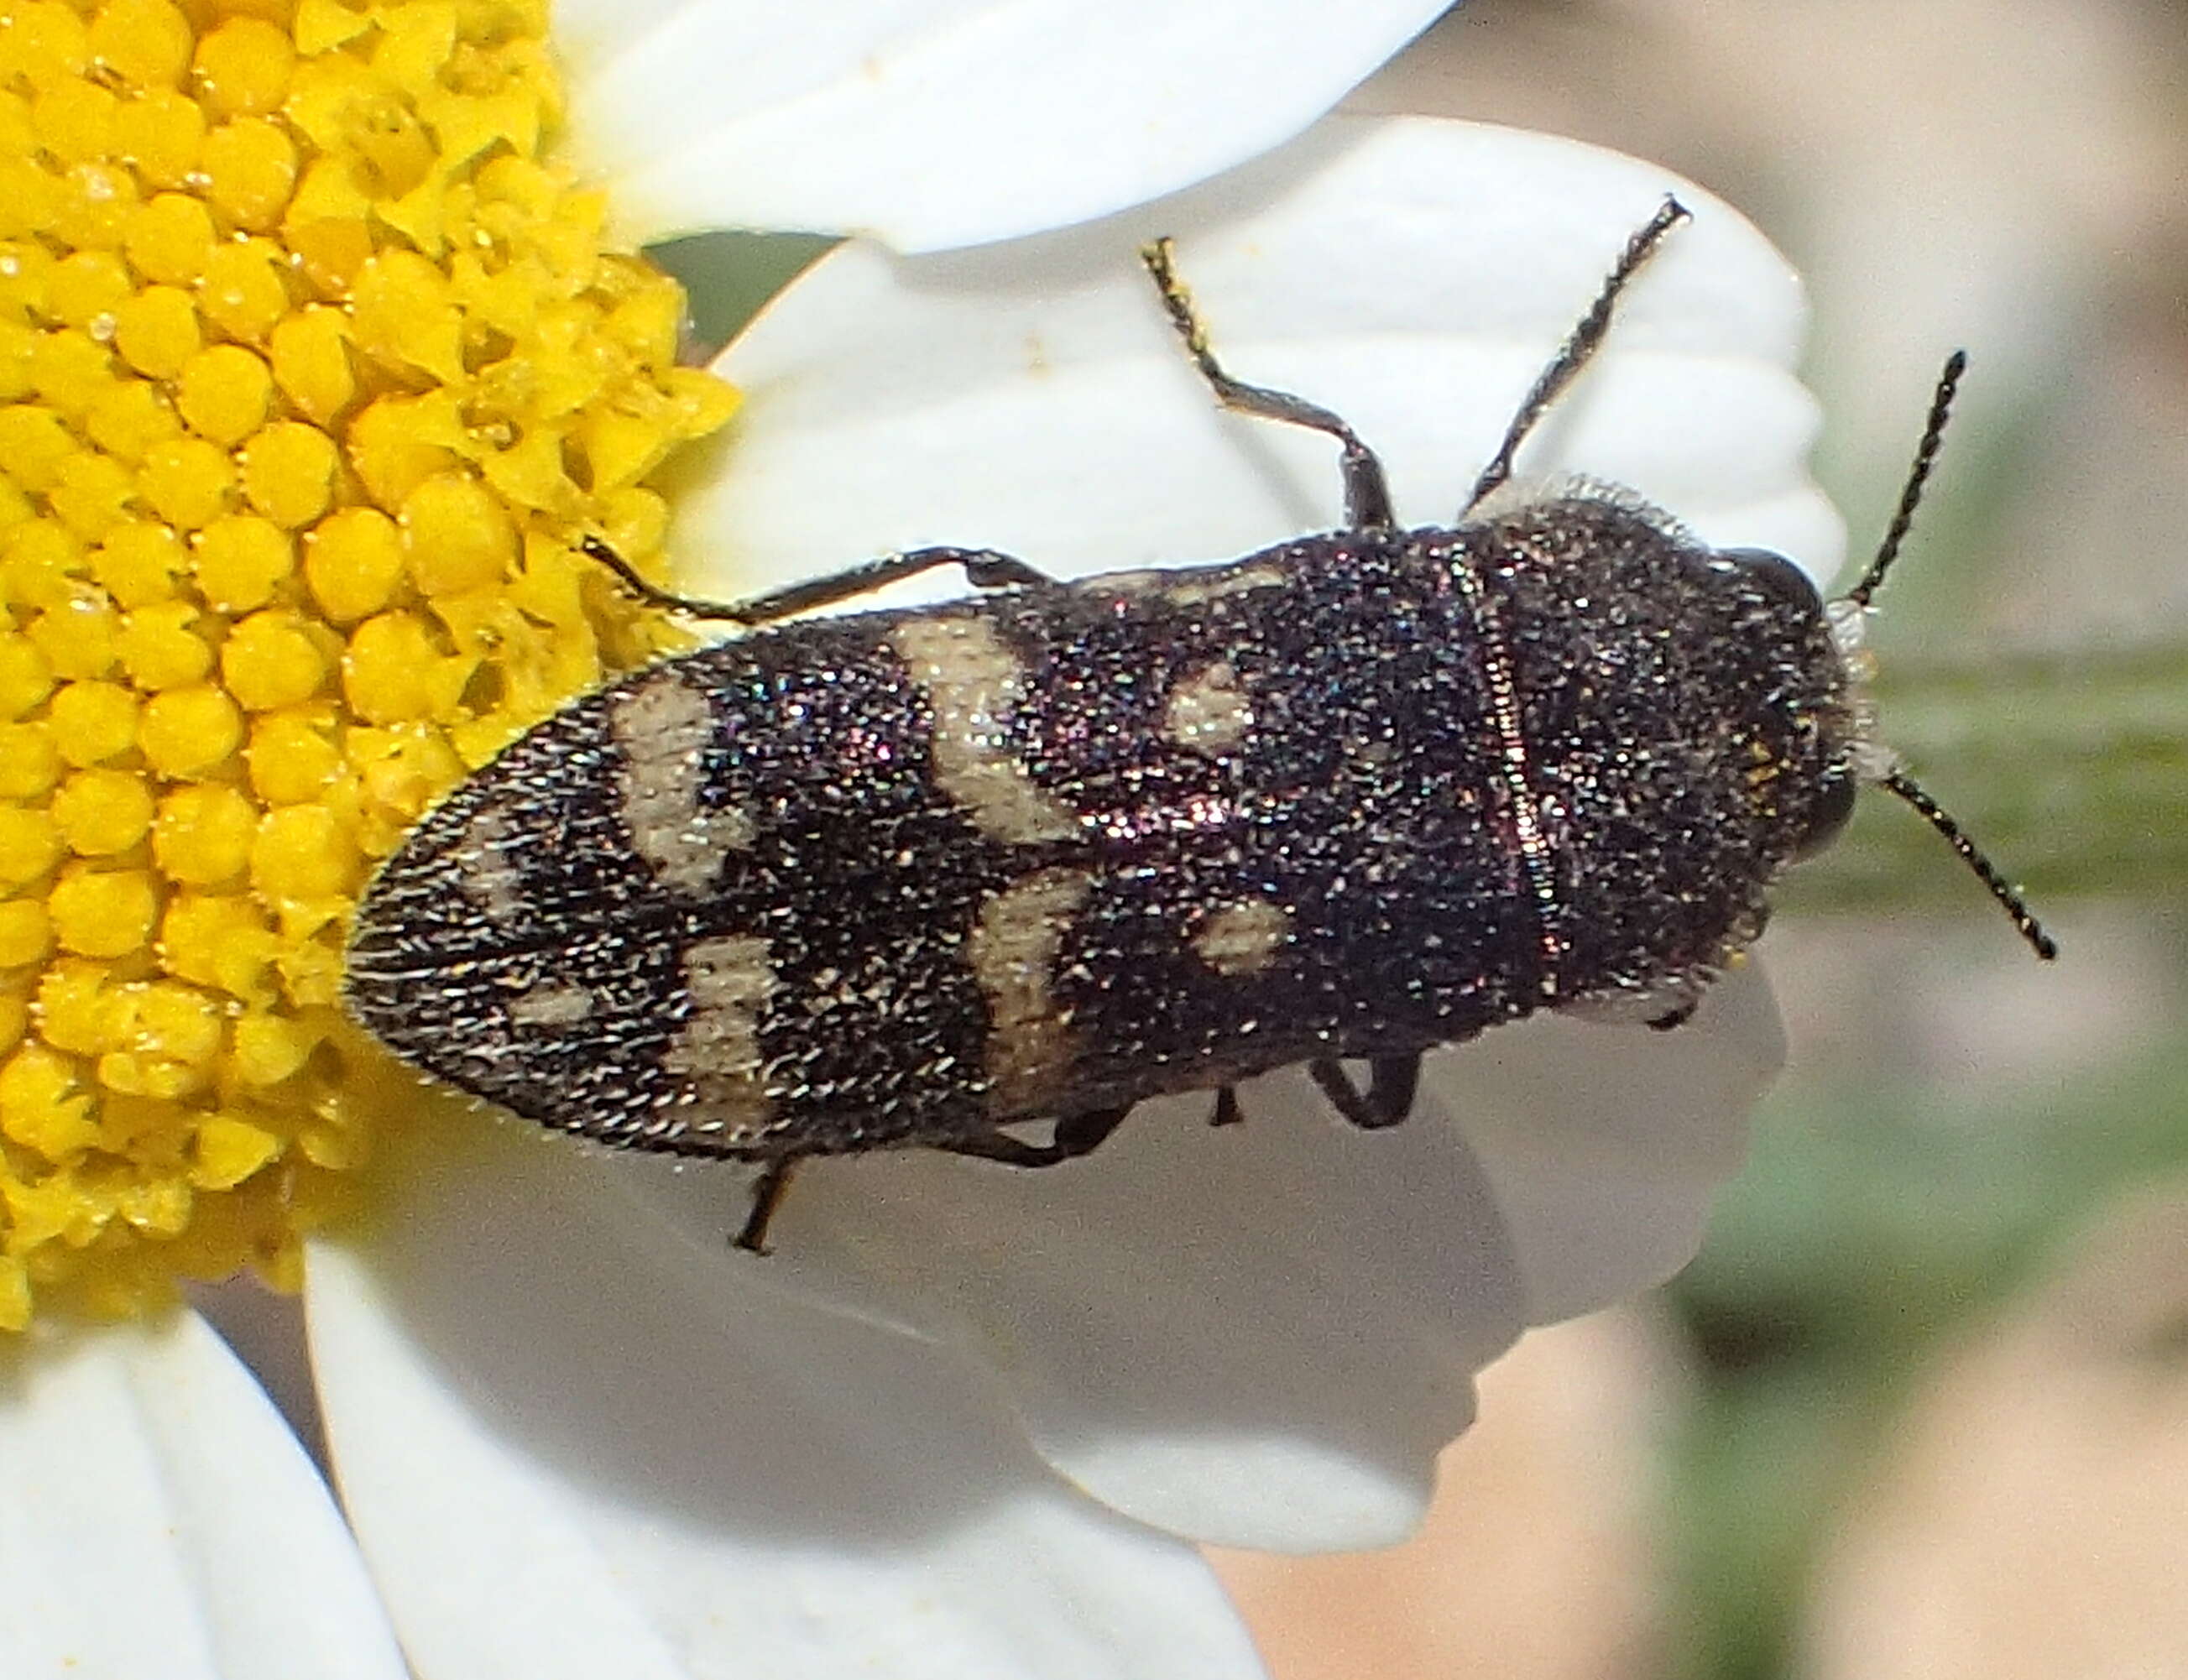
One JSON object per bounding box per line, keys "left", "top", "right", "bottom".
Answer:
{"left": 0, "top": 1312, "right": 405, "bottom": 1680}
{"left": 305, "top": 1106, "right": 1272, "bottom": 1680}
{"left": 680, "top": 115, "right": 1841, "bottom": 599}
{"left": 556, "top": 0, "right": 1449, "bottom": 252}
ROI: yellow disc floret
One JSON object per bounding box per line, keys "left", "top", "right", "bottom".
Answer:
{"left": 0, "top": 0, "right": 738, "bottom": 1326}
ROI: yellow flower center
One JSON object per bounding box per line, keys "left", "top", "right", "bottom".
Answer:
{"left": 0, "top": 0, "right": 738, "bottom": 1326}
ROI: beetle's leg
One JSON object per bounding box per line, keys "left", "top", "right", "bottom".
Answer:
{"left": 938, "top": 1103, "right": 1136, "bottom": 1169}
{"left": 1461, "top": 196, "right": 1689, "bottom": 515}
{"left": 1052, "top": 1102, "right": 1136, "bottom": 1157}
{"left": 1141, "top": 237, "right": 1396, "bottom": 533}
{"left": 1210, "top": 1085, "right": 1243, "bottom": 1127}
{"left": 1308, "top": 1053, "right": 1423, "bottom": 1130}
{"left": 734, "top": 1157, "right": 801, "bottom": 1254}
{"left": 579, "top": 535, "right": 1052, "bottom": 626}
{"left": 1366, "top": 1054, "right": 1423, "bottom": 1124}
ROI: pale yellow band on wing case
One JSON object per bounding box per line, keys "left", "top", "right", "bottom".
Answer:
{"left": 969, "top": 868, "right": 1094, "bottom": 1114}
{"left": 890, "top": 616, "right": 1080, "bottom": 844}
{"left": 508, "top": 980, "right": 598, "bottom": 1029}
{"left": 456, "top": 806, "right": 529, "bottom": 923}
{"left": 663, "top": 934, "right": 776, "bottom": 1140}
{"left": 1192, "top": 898, "right": 1290, "bottom": 975}
{"left": 612, "top": 670, "right": 755, "bottom": 897}
{"left": 1162, "top": 660, "right": 1252, "bottom": 755}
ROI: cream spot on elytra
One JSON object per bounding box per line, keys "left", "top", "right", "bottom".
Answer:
{"left": 612, "top": 670, "right": 752, "bottom": 896}
{"left": 890, "top": 615, "right": 1078, "bottom": 844}
{"left": 1192, "top": 898, "right": 1290, "bottom": 976}
{"left": 969, "top": 868, "right": 1093, "bottom": 1114}
{"left": 1163, "top": 659, "right": 1251, "bottom": 756}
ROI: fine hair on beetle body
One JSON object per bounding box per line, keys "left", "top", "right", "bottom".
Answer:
{"left": 344, "top": 201, "right": 2052, "bottom": 1253}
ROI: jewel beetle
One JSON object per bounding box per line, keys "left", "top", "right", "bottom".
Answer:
{"left": 345, "top": 201, "right": 2053, "bottom": 1249}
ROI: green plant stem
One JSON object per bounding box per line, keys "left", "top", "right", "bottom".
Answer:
{"left": 1782, "top": 636, "right": 2188, "bottom": 913}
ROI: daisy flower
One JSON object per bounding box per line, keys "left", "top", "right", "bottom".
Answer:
{"left": 0, "top": 0, "right": 1829, "bottom": 1672}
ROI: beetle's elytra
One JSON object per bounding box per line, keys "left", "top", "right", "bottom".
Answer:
{"left": 345, "top": 202, "right": 2052, "bottom": 1250}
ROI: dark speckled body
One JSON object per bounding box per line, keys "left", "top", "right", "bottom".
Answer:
{"left": 344, "top": 493, "right": 1852, "bottom": 1162}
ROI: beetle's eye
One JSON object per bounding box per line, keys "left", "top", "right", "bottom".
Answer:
{"left": 1795, "top": 770, "right": 1859, "bottom": 860}
{"left": 1717, "top": 546, "right": 1824, "bottom": 615}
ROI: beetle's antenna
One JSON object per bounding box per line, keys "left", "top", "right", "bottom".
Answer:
{"left": 1879, "top": 771, "right": 2057, "bottom": 959}
{"left": 1845, "top": 350, "right": 1966, "bottom": 608}
{"left": 1838, "top": 352, "right": 2055, "bottom": 959}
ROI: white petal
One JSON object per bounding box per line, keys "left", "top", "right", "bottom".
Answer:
{"left": 307, "top": 1109, "right": 1270, "bottom": 1680}
{"left": 561, "top": 0, "right": 1448, "bottom": 252}
{"left": 683, "top": 116, "right": 1841, "bottom": 603}
{"left": 1433, "top": 960, "right": 1785, "bottom": 1326}
{"left": 0, "top": 1313, "right": 405, "bottom": 1680}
